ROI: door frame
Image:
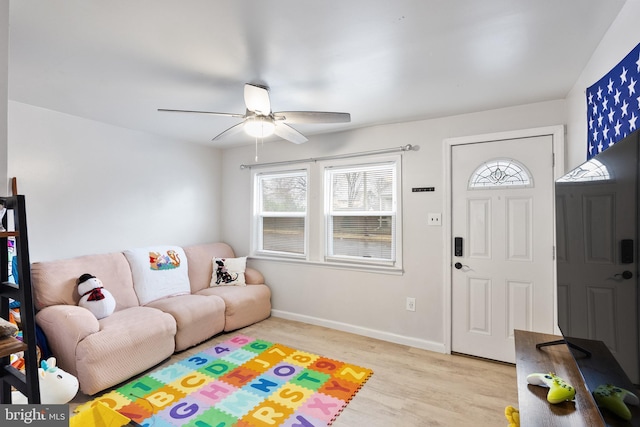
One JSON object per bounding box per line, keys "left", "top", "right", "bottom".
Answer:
{"left": 442, "top": 125, "right": 566, "bottom": 354}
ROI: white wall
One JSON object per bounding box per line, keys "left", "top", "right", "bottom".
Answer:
{"left": 0, "top": 0, "right": 8, "bottom": 194}
{"left": 221, "top": 99, "right": 566, "bottom": 350}
{"left": 8, "top": 101, "right": 223, "bottom": 262}
{"left": 566, "top": 0, "right": 640, "bottom": 171}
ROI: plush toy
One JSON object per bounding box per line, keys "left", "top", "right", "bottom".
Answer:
{"left": 77, "top": 273, "right": 116, "bottom": 319}
{"left": 505, "top": 406, "right": 520, "bottom": 427}
{"left": 11, "top": 357, "right": 79, "bottom": 404}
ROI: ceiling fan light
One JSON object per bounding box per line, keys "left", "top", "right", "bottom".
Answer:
{"left": 244, "top": 117, "right": 275, "bottom": 138}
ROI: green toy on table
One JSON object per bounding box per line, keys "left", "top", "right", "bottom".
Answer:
{"left": 526, "top": 372, "right": 576, "bottom": 404}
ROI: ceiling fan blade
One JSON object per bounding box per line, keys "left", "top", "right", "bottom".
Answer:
{"left": 274, "top": 111, "right": 351, "bottom": 124}
{"left": 244, "top": 84, "right": 271, "bottom": 115}
{"left": 212, "top": 121, "right": 246, "bottom": 141}
{"left": 158, "top": 108, "right": 244, "bottom": 118}
{"left": 274, "top": 122, "right": 308, "bottom": 144}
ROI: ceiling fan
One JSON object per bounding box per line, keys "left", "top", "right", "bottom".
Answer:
{"left": 158, "top": 83, "right": 351, "bottom": 144}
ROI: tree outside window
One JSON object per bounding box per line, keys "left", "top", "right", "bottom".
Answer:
{"left": 327, "top": 163, "right": 396, "bottom": 262}
{"left": 257, "top": 171, "right": 307, "bottom": 255}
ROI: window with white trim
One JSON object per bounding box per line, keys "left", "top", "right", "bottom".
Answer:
{"left": 251, "top": 155, "right": 402, "bottom": 270}
{"left": 325, "top": 161, "right": 397, "bottom": 264}
{"left": 254, "top": 170, "right": 307, "bottom": 257}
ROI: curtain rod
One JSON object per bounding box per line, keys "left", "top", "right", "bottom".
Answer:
{"left": 240, "top": 144, "right": 420, "bottom": 169}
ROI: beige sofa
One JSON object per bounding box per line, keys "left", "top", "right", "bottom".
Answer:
{"left": 31, "top": 242, "right": 271, "bottom": 395}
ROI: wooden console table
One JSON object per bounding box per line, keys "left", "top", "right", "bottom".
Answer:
{"left": 514, "top": 329, "right": 640, "bottom": 426}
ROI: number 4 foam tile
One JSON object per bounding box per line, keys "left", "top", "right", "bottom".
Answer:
{"left": 205, "top": 343, "right": 234, "bottom": 358}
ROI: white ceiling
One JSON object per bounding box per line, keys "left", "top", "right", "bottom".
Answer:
{"left": 7, "top": 0, "right": 626, "bottom": 146}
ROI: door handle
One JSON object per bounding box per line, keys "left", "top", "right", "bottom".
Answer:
{"left": 454, "top": 262, "right": 469, "bottom": 270}
{"left": 614, "top": 271, "right": 634, "bottom": 280}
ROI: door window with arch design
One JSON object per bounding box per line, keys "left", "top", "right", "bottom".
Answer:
{"left": 468, "top": 158, "right": 533, "bottom": 189}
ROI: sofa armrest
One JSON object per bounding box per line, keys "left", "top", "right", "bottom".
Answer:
{"left": 35, "top": 305, "right": 100, "bottom": 377}
{"left": 245, "top": 267, "right": 264, "bottom": 285}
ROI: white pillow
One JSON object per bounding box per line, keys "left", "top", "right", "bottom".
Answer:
{"left": 124, "top": 246, "right": 190, "bottom": 305}
{"left": 210, "top": 257, "right": 246, "bottom": 287}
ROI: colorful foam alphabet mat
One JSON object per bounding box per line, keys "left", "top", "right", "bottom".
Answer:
{"left": 75, "top": 334, "right": 373, "bottom": 426}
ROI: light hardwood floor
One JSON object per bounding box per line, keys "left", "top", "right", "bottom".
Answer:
{"left": 69, "top": 317, "right": 518, "bottom": 426}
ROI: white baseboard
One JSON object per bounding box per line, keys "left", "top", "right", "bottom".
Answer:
{"left": 270, "top": 309, "right": 447, "bottom": 354}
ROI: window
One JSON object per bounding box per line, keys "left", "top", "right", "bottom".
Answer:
{"left": 254, "top": 170, "right": 307, "bottom": 257}
{"left": 468, "top": 158, "right": 533, "bottom": 189}
{"left": 251, "top": 155, "right": 402, "bottom": 270}
{"left": 325, "top": 162, "right": 397, "bottom": 264}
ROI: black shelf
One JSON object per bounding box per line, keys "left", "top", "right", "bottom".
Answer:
{"left": 0, "top": 195, "right": 40, "bottom": 403}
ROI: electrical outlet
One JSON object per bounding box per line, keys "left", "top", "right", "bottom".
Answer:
{"left": 406, "top": 297, "right": 416, "bottom": 311}
{"left": 428, "top": 213, "right": 442, "bottom": 226}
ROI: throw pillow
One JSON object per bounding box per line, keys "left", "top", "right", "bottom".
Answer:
{"left": 210, "top": 257, "right": 246, "bottom": 287}
{"left": 124, "top": 246, "right": 190, "bottom": 305}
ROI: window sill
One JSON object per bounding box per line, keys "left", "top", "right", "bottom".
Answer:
{"left": 248, "top": 254, "right": 404, "bottom": 275}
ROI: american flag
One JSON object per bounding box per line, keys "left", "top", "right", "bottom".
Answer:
{"left": 586, "top": 42, "right": 640, "bottom": 160}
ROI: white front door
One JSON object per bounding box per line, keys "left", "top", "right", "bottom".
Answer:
{"left": 451, "top": 135, "right": 556, "bottom": 363}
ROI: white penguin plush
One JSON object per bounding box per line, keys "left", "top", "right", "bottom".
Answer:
{"left": 77, "top": 273, "right": 116, "bottom": 319}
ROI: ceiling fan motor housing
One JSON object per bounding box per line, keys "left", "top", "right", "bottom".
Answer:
{"left": 244, "top": 116, "right": 276, "bottom": 138}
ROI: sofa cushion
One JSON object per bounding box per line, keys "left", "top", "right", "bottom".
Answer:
{"left": 183, "top": 243, "right": 236, "bottom": 293}
{"left": 124, "top": 246, "right": 190, "bottom": 305}
{"left": 31, "top": 252, "right": 140, "bottom": 311}
{"left": 145, "top": 294, "right": 226, "bottom": 351}
{"left": 196, "top": 284, "right": 271, "bottom": 332}
{"left": 75, "top": 306, "right": 176, "bottom": 395}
